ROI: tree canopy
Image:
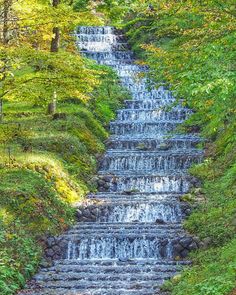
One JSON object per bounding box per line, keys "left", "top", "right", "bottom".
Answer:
{"left": 0, "top": 0, "right": 102, "bottom": 105}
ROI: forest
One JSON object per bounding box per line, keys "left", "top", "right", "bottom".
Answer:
{"left": 0, "top": 1, "right": 235, "bottom": 295}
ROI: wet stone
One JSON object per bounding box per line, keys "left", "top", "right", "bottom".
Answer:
{"left": 18, "top": 25, "right": 203, "bottom": 295}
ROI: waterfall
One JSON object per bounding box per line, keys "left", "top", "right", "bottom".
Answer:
{"left": 20, "top": 26, "right": 202, "bottom": 295}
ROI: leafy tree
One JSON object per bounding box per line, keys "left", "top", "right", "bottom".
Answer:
{"left": 120, "top": 1, "right": 236, "bottom": 294}
{"left": 0, "top": 0, "right": 101, "bottom": 112}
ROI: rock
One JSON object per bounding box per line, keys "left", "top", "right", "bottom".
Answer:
{"left": 158, "top": 143, "right": 170, "bottom": 151}
{"left": 76, "top": 209, "right": 83, "bottom": 219}
{"left": 91, "top": 208, "right": 100, "bottom": 216}
{"left": 136, "top": 143, "right": 149, "bottom": 150}
{"left": 179, "top": 237, "right": 192, "bottom": 248}
{"left": 172, "top": 274, "right": 182, "bottom": 283}
{"left": 189, "top": 177, "right": 202, "bottom": 188}
{"left": 52, "top": 245, "right": 61, "bottom": 255}
{"left": 185, "top": 208, "right": 192, "bottom": 216}
{"left": 188, "top": 242, "right": 198, "bottom": 251}
{"left": 45, "top": 248, "right": 54, "bottom": 257}
{"left": 202, "top": 237, "right": 212, "bottom": 249}
{"left": 173, "top": 243, "right": 184, "bottom": 255}
{"left": 155, "top": 218, "right": 166, "bottom": 225}
{"left": 53, "top": 113, "right": 67, "bottom": 120}
{"left": 83, "top": 209, "right": 92, "bottom": 219}
{"left": 53, "top": 254, "right": 61, "bottom": 260}
{"left": 58, "top": 240, "right": 68, "bottom": 249}
{"left": 187, "top": 125, "right": 201, "bottom": 133}
{"left": 47, "top": 237, "right": 56, "bottom": 247}
{"left": 180, "top": 194, "right": 194, "bottom": 203}
{"left": 103, "top": 182, "right": 110, "bottom": 189}
{"left": 102, "top": 175, "right": 112, "bottom": 182}
{"left": 124, "top": 189, "right": 140, "bottom": 195}
{"left": 90, "top": 176, "right": 99, "bottom": 188}
{"left": 98, "top": 179, "right": 105, "bottom": 186}
{"left": 39, "top": 260, "right": 52, "bottom": 268}
{"left": 118, "top": 257, "right": 132, "bottom": 262}
{"left": 180, "top": 249, "right": 189, "bottom": 258}
{"left": 193, "top": 236, "right": 201, "bottom": 246}
{"left": 160, "top": 239, "right": 169, "bottom": 246}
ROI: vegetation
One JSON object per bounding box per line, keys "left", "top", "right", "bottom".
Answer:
{"left": 0, "top": 1, "right": 129, "bottom": 294}
{"left": 0, "top": 66, "right": 128, "bottom": 295}
{"left": 1, "top": 0, "right": 235, "bottom": 294}
{"left": 115, "top": 0, "right": 236, "bottom": 294}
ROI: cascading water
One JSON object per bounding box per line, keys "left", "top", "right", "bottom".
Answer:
{"left": 20, "top": 26, "right": 202, "bottom": 295}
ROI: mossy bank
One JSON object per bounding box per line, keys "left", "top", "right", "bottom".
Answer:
{"left": 119, "top": 4, "right": 236, "bottom": 295}
{"left": 0, "top": 64, "right": 130, "bottom": 295}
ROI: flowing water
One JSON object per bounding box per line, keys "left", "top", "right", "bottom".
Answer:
{"left": 20, "top": 26, "right": 202, "bottom": 295}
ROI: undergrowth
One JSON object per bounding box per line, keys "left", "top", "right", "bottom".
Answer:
{"left": 121, "top": 3, "right": 236, "bottom": 294}
{"left": 0, "top": 64, "right": 129, "bottom": 295}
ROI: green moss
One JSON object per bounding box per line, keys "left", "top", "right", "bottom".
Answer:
{"left": 121, "top": 6, "right": 236, "bottom": 294}
{"left": 171, "top": 240, "right": 236, "bottom": 295}
{"left": 0, "top": 64, "right": 129, "bottom": 294}
{"left": 0, "top": 168, "right": 75, "bottom": 295}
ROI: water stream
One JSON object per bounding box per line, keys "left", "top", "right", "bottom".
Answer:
{"left": 20, "top": 26, "right": 202, "bottom": 295}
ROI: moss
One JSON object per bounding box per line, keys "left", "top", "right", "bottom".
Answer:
{"left": 122, "top": 10, "right": 236, "bottom": 295}
{"left": 0, "top": 64, "right": 130, "bottom": 294}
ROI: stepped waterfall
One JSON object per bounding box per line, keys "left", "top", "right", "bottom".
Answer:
{"left": 20, "top": 26, "right": 203, "bottom": 295}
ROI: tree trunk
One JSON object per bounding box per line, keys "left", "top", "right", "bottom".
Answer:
{"left": 50, "top": 27, "right": 60, "bottom": 52}
{"left": 50, "top": 0, "right": 60, "bottom": 52}
{"left": 47, "top": 99, "right": 57, "bottom": 115}
{"left": 47, "top": 91, "right": 57, "bottom": 115}
{"left": 0, "top": 99, "right": 3, "bottom": 121}
{"left": 3, "top": 0, "right": 12, "bottom": 44}
{"left": 48, "top": 0, "right": 60, "bottom": 112}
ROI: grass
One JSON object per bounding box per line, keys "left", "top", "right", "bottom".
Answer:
{"left": 122, "top": 16, "right": 236, "bottom": 295}
{"left": 0, "top": 65, "right": 130, "bottom": 295}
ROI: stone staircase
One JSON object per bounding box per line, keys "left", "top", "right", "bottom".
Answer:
{"left": 19, "top": 26, "right": 202, "bottom": 295}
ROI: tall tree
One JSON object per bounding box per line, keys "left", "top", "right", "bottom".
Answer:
{"left": 0, "top": 0, "right": 101, "bottom": 108}
{"left": 51, "top": 0, "right": 60, "bottom": 53}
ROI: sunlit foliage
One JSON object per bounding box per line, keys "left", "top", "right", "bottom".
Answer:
{"left": 0, "top": 0, "right": 102, "bottom": 104}
{"left": 118, "top": 1, "right": 236, "bottom": 294}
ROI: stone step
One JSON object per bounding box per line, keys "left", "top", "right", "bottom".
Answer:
{"left": 103, "top": 150, "right": 202, "bottom": 156}
{"left": 19, "top": 289, "right": 156, "bottom": 295}
{"left": 109, "top": 121, "right": 181, "bottom": 136}
{"left": 78, "top": 26, "right": 117, "bottom": 34}
{"left": 77, "top": 42, "right": 129, "bottom": 52}
{"left": 20, "top": 260, "right": 190, "bottom": 294}
{"left": 34, "top": 272, "right": 174, "bottom": 283}
{"left": 115, "top": 69, "right": 147, "bottom": 78}
{"left": 70, "top": 222, "right": 183, "bottom": 230}
{"left": 130, "top": 90, "right": 173, "bottom": 100}
{"left": 98, "top": 60, "right": 135, "bottom": 66}
{"left": 99, "top": 150, "right": 202, "bottom": 172}
{"left": 113, "top": 64, "right": 148, "bottom": 71}
{"left": 62, "top": 228, "right": 184, "bottom": 241}
{"left": 78, "top": 34, "right": 119, "bottom": 43}
{"left": 24, "top": 280, "right": 164, "bottom": 291}
{"left": 65, "top": 234, "right": 194, "bottom": 260}
{"left": 116, "top": 109, "right": 191, "bottom": 121}
{"left": 80, "top": 50, "right": 134, "bottom": 61}
{"left": 53, "top": 259, "right": 191, "bottom": 267}
{"left": 87, "top": 192, "right": 183, "bottom": 201}
{"left": 104, "top": 149, "right": 202, "bottom": 155}
{"left": 124, "top": 99, "right": 179, "bottom": 109}
{"left": 98, "top": 174, "right": 192, "bottom": 193}
{"left": 75, "top": 197, "right": 189, "bottom": 223}
{"left": 106, "top": 135, "right": 201, "bottom": 151}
